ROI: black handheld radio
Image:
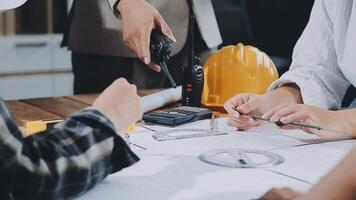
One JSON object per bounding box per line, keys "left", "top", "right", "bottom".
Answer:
{"left": 150, "top": 29, "right": 177, "bottom": 88}
{"left": 182, "top": 56, "right": 204, "bottom": 107}
{"left": 182, "top": 0, "right": 204, "bottom": 107}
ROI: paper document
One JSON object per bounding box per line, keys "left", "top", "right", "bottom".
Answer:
{"left": 78, "top": 155, "right": 309, "bottom": 200}
{"left": 75, "top": 117, "right": 356, "bottom": 200}
{"left": 269, "top": 144, "right": 351, "bottom": 184}
{"left": 134, "top": 118, "right": 341, "bottom": 156}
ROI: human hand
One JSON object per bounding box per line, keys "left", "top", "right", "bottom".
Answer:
{"left": 117, "top": 0, "right": 176, "bottom": 72}
{"left": 224, "top": 93, "right": 270, "bottom": 130}
{"left": 262, "top": 103, "right": 351, "bottom": 139}
{"left": 93, "top": 78, "right": 143, "bottom": 131}
{"left": 258, "top": 188, "right": 303, "bottom": 200}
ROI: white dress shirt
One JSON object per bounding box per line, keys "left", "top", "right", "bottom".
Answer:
{"left": 269, "top": 0, "right": 356, "bottom": 109}
{"left": 0, "top": 0, "right": 26, "bottom": 10}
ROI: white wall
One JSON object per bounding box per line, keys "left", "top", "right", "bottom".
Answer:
{"left": 0, "top": 34, "right": 73, "bottom": 100}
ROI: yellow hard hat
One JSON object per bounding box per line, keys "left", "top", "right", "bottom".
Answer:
{"left": 201, "top": 43, "right": 279, "bottom": 108}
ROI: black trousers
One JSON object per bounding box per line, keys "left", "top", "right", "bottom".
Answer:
{"left": 71, "top": 53, "right": 136, "bottom": 94}
{"left": 71, "top": 51, "right": 189, "bottom": 94}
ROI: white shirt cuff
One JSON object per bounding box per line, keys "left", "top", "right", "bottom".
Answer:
{"left": 107, "top": 0, "right": 118, "bottom": 10}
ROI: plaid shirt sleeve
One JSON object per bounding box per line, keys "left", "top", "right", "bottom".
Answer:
{"left": 0, "top": 100, "right": 139, "bottom": 200}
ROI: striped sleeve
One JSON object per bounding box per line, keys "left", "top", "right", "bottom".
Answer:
{"left": 0, "top": 100, "right": 139, "bottom": 200}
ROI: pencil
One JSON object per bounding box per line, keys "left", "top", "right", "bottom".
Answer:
{"left": 210, "top": 113, "right": 216, "bottom": 131}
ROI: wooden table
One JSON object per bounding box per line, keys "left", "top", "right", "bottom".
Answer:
{"left": 6, "top": 89, "right": 226, "bottom": 135}
{"left": 6, "top": 89, "right": 163, "bottom": 131}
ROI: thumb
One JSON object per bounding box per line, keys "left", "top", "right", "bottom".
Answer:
{"left": 237, "top": 99, "right": 259, "bottom": 115}
{"left": 154, "top": 13, "right": 176, "bottom": 42}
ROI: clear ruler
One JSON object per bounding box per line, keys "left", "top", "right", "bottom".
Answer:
{"left": 152, "top": 128, "right": 228, "bottom": 141}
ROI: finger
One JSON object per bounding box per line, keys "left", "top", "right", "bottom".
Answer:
{"left": 238, "top": 126, "right": 255, "bottom": 131}
{"left": 227, "top": 118, "right": 255, "bottom": 130}
{"left": 129, "top": 83, "right": 138, "bottom": 91}
{"left": 133, "top": 36, "right": 151, "bottom": 65}
{"left": 228, "top": 116, "right": 263, "bottom": 131}
{"left": 126, "top": 22, "right": 152, "bottom": 66}
{"left": 276, "top": 124, "right": 296, "bottom": 130}
{"left": 140, "top": 26, "right": 153, "bottom": 65}
{"left": 280, "top": 111, "right": 309, "bottom": 124}
{"left": 276, "top": 122, "right": 307, "bottom": 131}
{"left": 224, "top": 99, "right": 241, "bottom": 116}
{"left": 154, "top": 13, "right": 176, "bottom": 42}
{"left": 227, "top": 116, "right": 249, "bottom": 126}
{"left": 229, "top": 113, "right": 254, "bottom": 125}
{"left": 117, "top": 77, "right": 128, "bottom": 83}
{"left": 269, "top": 106, "right": 299, "bottom": 122}
{"left": 147, "top": 62, "right": 161, "bottom": 72}
{"left": 277, "top": 116, "right": 311, "bottom": 133}
{"left": 226, "top": 109, "right": 241, "bottom": 122}
{"left": 227, "top": 117, "right": 241, "bottom": 127}
{"left": 224, "top": 94, "right": 251, "bottom": 110}
{"left": 132, "top": 40, "right": 145, "bottom": 64}
{"left": 224, "top": 95, "right": 248, "bottom": 116}
{"left": 236, "top": 101, "right": 259, "bottom": 116}
{"left": 114, "top": 78, "right": 129, "bottom": 86}
{"left": 262, "top": 103, "right": 290, "bottom": 120}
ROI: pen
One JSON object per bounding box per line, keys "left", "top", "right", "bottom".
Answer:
{"left": 247, "top": 114, "right": 322, "bottom": 130}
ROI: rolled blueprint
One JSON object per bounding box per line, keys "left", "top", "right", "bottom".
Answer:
{"left": 140, "top": 86, "right": 182, "bottom": 113}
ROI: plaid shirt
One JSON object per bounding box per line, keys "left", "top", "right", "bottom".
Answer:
{"left": 0, "top": 100, "right": 139, "bottom": 200}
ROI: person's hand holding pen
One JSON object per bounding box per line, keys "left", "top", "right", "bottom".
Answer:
{"left": 262, "top": 103, "right": 356, "bottom": 139}
{"left": 224, "top": 93, "right": 268, "bottom": 130}
{"left": 224, "top": 91, "right": 356, "bottom": 139}
{"left": 117, "top": 0, "right": 177, "bottom": 72}
{"left": 224, "top": 85, "right": 304, "bottom": 130}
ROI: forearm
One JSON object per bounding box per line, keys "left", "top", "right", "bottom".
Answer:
{"left": 261, "top": 84, "right": 303, "bottom": 113}
{"left": 334, "top": 109, "right": 356, "bottom": 137}
{"left": 108, "top": 0, "right": 142, "bottom": 18}
{"left": 301, "top": 147, "right": 356, "bottom": 200}
{"left": 117, "top": 0, "right": 138, "bottom": 12}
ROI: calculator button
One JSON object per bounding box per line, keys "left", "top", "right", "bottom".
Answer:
{"left": 177, "top": 110, "right": 195, "bottom": 115}
{"left": 167, "top": 111, "right": 180, "bottom": 115}
{"left": 150, "top": 113, "right": 179, "bottom": 119}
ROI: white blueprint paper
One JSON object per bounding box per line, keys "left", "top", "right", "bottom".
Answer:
{"left": 76, "top": 118, "right": 355, "bottom": 200}
{"left": 269, "top": 144, "right": 352, "bottom": 184}
{"left": 78, "top": 155, "right": 309, "bottom": 200}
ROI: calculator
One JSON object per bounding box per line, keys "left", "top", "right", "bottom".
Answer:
{"left": 142, "top": 106, "right": 212, "bottom": 126}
